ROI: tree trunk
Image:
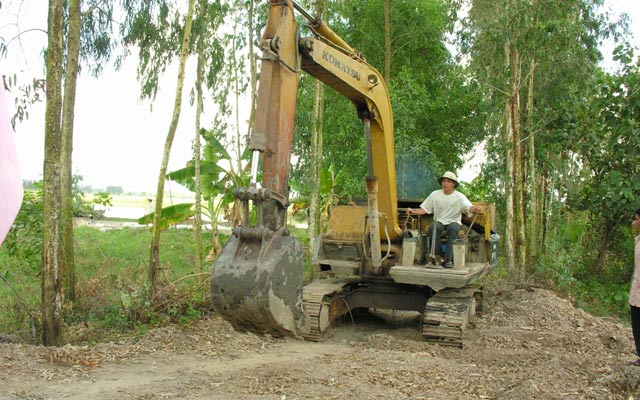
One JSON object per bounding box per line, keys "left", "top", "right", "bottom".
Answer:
{"left": 309, "top": 0, "right": 326, "bottom": 248}
{"left": 193, "top": 15, "right": 205, "bottom": 274}
{"left": 541, "top": 172, "right": 548, "bottom": 251}
{"left": 149, "top": 0, "right": 196, "bottom": 295}
{"left": 510, "top": 45, "right": 526, "bottom": 280}
{"left": 596, "top": 221, "right": 611, "bottom": 270}
{"left": 526, "top": 60, "right": 537, "bottom": 266}
{"left": 61, "top": 0, "right": 81, "bottom": 302}
{"left": 42, "top": 0, "right": 65, "bottom": 346}
{"left": 504, "top": 41, "right": 516, "bottom": 281}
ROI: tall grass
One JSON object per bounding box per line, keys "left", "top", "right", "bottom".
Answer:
{"left": 0, "top": 225, "right": 216, "bottom": 343}
{"left": 0, "top": 221, "right": 314, "bottom": 344}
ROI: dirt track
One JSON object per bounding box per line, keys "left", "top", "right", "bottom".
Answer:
{"left": 2, "top": 282, "right": 640, "bottom": 399}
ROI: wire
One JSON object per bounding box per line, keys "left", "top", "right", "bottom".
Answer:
{"left": 340, "top": 296, "right": 356, "bottom": 331}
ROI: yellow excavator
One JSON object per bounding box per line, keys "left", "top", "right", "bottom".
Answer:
{"left": 211, "top": 0, "right": 499, "bottom": 347}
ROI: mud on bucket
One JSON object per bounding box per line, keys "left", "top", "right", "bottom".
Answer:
{"left": 210, "top": 234, "right": 307, "bottom": 337}
{"left": 452, "top": 238, "right": 467, "bottom": 269}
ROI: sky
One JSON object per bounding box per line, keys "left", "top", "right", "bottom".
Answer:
{"left": 1, "top": 0, "right": 640, "bottom": 194}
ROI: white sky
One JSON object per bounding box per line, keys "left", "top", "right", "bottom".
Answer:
{"left": 1, "top": 0, "right": 639, "bottom": 193}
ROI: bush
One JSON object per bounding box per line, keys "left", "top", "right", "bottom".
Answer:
{"left": 3, "top": 190, "right": 44, "bottom": 269}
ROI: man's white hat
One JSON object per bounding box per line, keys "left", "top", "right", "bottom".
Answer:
{"left": 438, "top": 171, "right": 459, "bottom": 187}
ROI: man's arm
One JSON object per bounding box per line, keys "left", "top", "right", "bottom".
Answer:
{"left": 460, "top": 193, "right": 483, "bottom": 215}
{"left": 406, "top": 207, "right": 426, "bottom": 216}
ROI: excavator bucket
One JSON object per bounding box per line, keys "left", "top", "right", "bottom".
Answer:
{"left": 211, "top": 234, "right": 307, "bottom": 336}
{"left": 210, "top": 188, "right": 308, "bottom": 337}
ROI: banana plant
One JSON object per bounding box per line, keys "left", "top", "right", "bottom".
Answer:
{"left": 138, "top": 129, "right": 251, "bottom": 257}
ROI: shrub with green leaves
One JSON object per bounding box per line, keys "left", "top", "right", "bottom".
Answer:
{"left": 3, "top": 190, "right": 43, "bottom": 269}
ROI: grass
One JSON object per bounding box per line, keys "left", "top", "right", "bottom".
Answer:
{"left": 0, "top": 218, "right": 313, "bottom": 344}
{"left": 0, "top": 224, "right": 216, "bottom": 343}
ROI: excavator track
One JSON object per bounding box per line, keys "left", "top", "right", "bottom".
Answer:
{"left": 302, "top": 279, "right": 353, "bottom": 341}
{"left": 421, "top": 284, "right": 482, "bottom": 348}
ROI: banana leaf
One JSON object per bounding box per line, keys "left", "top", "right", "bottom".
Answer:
{"left": 201, "top": 129, "right": 232, "bottom": 161}
{"left": 167, "top": 162, "right": 225, "bottom": 184}
{"left": 137, "top": 203, "right": 195, "bottom": 230}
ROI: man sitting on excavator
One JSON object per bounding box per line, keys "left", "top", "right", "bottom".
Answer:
{"left": 405, "top": 171, "right": 483, "bottom": 268}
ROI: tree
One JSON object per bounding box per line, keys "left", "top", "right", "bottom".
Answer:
{"left": 308, "top": 0, "right": 327, "bottom": 247}
{"left": 457, "top": 0, "right": 610, "bottom": 280}
{"left": 120, "top": 0, "right": 232, "bottom": 290}
{"left": 163, "top": 130, "right": 250, "bottom": 257}
{"left": 193, "top": 7, "right": 206, "bottom": 275}
{"left": 42, "top": 0, "right": 65, "bottom": 346}
{"left": 148, "top": 0, "right": 196, "bottom": 296}
{"left": 60, "top": 0, "right": 81, "bottom": 302}
{"left": 573, "top": 45, "right": 640, "bottom": 270}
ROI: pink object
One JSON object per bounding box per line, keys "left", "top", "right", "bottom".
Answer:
{"left": 0, "top": 86, "right": 24, "bottom": 246}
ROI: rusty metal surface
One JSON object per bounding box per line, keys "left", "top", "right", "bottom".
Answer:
{"left": 389, "top": 262, "right": 492, "bottom": 291}
{"left": 252, "top": 0, "right": 299, "bottom": 196}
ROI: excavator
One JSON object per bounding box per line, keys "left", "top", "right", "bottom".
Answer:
{"left": 211, "top": 0, "right": 499, "bottom": 347}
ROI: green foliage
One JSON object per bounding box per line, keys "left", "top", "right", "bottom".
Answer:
{"left": 3, "top": 190, "right": 44, "bottom": 268}
{"left": 573, "top": 45, "right": 640, "bottom": 229}
{"left": 93, "top": 192, "right": 113, "bottom": 208}
{"left": 2, "top": 177, "right": 110, "bottom": 336}
{"left": 79, "top": 0, "right": 115, "bottom": 76}
{"left": 530, "top": 217, "right": 635, "bottom": 320}
{"left": 70, "top": 175, "right": 101, "bottom": 218}
{"left": 290, "top": 0, "right": 487, "bottom": 203}
{"left": 160, "top": 128, "right": 251, "bottom": 229}
{"left": 2, "top": 75, "right": 45, "bottom": 129}
{"left": 120, "top": 0, "right": 229, "bottom": 102}
{"left": 0, "top": 255, "right": 39, "bottom": 339}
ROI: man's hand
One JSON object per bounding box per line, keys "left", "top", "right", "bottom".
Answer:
{"left": 472, "top": 206, "right": 484, "bottom": 215}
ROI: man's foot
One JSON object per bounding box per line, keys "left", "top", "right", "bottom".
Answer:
{"left": 441, "top": 259, "right": 453, "bottom": 268}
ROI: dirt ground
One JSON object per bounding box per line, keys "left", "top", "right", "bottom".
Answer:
{"left": 2, "top": 281, "right": 640, "bottom": 400}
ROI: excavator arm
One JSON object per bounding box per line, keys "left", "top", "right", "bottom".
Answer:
{"left": 251, "top": 0, "right": 402, "bottom": 240}
{"left": 211, "top": 0, "right": 402, "bottom": 337}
